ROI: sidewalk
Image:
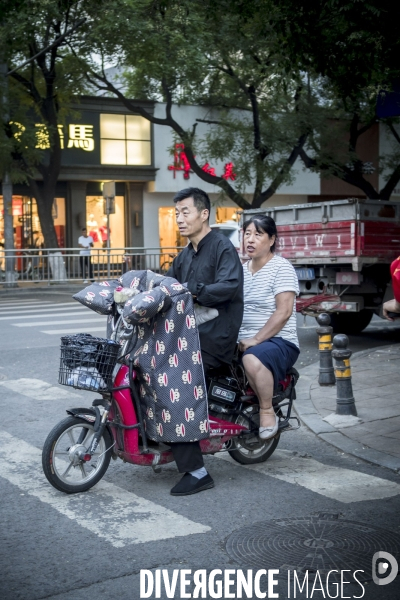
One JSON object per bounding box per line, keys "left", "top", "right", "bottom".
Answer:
{"left": 295, "top": 344, "right": 400, "bottom": 472}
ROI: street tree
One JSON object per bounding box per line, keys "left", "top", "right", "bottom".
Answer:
{"left": 280, "top": 0, "right": 400, "bottom": 199}
{"left": 85, "top": 0, "right": 400, "bottom": 204}
{"left": 81, "top": 0, "right": 316, "bottom": 210}
{"left": 1, "top": 0, "right": 90, "bottom": 247}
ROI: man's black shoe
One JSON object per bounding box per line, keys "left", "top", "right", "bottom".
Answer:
{"left": 170, "top": 472, "right": 214, "bottom": 496}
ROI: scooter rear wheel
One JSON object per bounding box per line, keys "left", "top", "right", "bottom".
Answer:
{"left": 228, "top": 407, "right": 280, "bottom": 464}
{"left": 42, "top": 416, "right": 112, "bottom": 494}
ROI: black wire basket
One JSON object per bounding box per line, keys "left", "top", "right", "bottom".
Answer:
{"left": 59, "top": 333, "right": 120, "bottom": 392}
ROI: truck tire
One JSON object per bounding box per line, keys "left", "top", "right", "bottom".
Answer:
{"left": 329, "top": 309, "right": 373, "bottom": 334}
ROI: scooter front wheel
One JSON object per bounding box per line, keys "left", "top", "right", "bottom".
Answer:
{"left": 42, "top": 416, "right": 112, "bottom": 494}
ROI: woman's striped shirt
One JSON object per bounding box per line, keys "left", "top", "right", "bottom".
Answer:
{"left": 239, "top": 254, "right": 299, "bottom": 348}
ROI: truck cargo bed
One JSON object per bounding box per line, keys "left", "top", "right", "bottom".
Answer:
{"left": 243, "top": 199, "right": 400, "bottom": 268}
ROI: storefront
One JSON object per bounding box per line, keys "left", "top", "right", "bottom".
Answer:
{"left": 0, "top": 195, "right": 65, "bottom": 250}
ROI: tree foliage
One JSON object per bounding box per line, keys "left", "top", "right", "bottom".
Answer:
{"left": 84, "top": 0, "right": 400, "bottom": 203}
{"left": 280, "top": 0, "right": 400, "bottom": 199}
{"left": 82, "top": 0, "right": 316, "bottom": 209}
{"left": 1, "top": 0, "right": 91, "bottom": 247}
{"left": 3, "top": 0, "right": 400, "bottom": 249}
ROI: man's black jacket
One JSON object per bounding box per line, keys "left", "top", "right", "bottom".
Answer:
{"left": 167, "top": 230, "right": 244, "bottom": 365}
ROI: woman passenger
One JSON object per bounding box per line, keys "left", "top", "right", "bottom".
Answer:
{"left": 238, "top": 216, "right": 300, "bottom": 440}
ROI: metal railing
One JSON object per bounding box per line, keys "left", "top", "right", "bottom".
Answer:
{"left": 0, "top": 247, "right": 182, "bottom": 285}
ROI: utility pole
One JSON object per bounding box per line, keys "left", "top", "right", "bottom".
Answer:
{"left": 0, "top": 61, "right": 17, "bottom": 287}
{"left": 103, "top": 181, "right": 115, "bottom": 279}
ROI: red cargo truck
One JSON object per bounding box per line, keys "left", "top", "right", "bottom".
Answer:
{"left": 241, "top": 199, "right": 400, "bottom": 333}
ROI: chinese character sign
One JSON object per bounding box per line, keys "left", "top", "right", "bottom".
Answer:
{"left": 31, "top": 123, "right": 94, "bottom": 151}
{"left": 222, "top": 162, "right": 236, "bottom": 181}
{"left": 168, "top": 143, "right": 192, "bottom": 179}
{"left": 67, "top": 125, "right": 94, "bottom": 151}
{"left": 168, "top": 143, "right": 236, "bottom": 181}
{"left": 35, "top": 124, "right": 50, "bottom": 149}
{"left": 201, "top": 163, "right": 216, "bottom": 176}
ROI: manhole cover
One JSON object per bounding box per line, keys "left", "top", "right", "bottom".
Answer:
{"left": 226, "top": 513, "right": 400, "bottom": 580}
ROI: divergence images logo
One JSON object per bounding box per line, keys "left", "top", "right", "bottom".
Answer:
{"left": 372, "top": 551, "right": 398, "bottom": 586}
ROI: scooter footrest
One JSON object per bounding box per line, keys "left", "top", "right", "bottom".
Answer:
{"left": 279, "top": 416, "right": 301, "bottom": 432}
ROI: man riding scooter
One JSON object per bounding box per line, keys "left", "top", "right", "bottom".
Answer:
{"left": 167, "top": 187, "right": 244, "bottom": 496}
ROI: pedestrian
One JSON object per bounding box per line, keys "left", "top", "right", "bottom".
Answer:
{"left": 30, "top": 231, "right": 43, "bottom": 272}
{"left": 78, "top": 227, "right": 94, "bottom": 283}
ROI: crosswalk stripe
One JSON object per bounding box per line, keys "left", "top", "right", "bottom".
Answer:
{"left": 0, "top": 309, "right": 89, "bottom": 321}
{"left": 0, "top": 378, "right": 80, "bottom": 399}
{"left": 41, "top": 326, "right": 106, "bottom": 334}
{"left": 215, "top": 450, "right": 400, "bottom": 503}
{"left": 366, "top": 325, "right": 400, "bottom": 331}
{"left": 0, "top": 300, "right": 49, "bottom": 306}
{"left": 0, "top": 302, "right": 81, "bottom": 313}
{"left": 13, "top": 317, "right": 105, "bottom": 327}
{"left": 0, "top": 430, "right": 210, "bottom": 547}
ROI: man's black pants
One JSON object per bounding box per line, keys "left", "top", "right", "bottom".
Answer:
{"left": 170, "top": 350, "right": 223, "bottom": 473}
{"left": 80, "top": 255, "right": 93, "bottom": 280}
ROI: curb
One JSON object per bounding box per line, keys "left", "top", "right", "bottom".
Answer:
{"left": 295, "top": 345, "right": 400, "bottom": 473}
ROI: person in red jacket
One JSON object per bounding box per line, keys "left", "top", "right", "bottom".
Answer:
{"left": 383, "top": 256, "right": 400, "bottom": 320}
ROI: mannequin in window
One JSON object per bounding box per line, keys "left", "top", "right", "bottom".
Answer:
{"left": 99, "top": 216, "right": 111, "bottom": 249}
{"left": 0, "top": 237, "right": 4, "bottom": 272}
{"left": 87, "top": 213, "right": 100, "bottom": 244}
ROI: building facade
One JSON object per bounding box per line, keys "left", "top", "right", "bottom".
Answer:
{"left": 0, "top": 95, "right": 397, "bottom": 252}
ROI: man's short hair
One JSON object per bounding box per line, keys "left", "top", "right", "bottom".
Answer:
{"left": 173, "top": 187, "right": 211, "bottom": 216}
{"left": 82, "top": 227, "right": 87, "bottom": 232}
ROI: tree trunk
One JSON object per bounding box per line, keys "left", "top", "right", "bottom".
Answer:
{"left": 28, "top": 178, "right": 59, "bottom": 248}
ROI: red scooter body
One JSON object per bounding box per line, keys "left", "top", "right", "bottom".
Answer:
{"left": 110, "top": 365, "right": 249, "bottom": 466}
{"left": 42, "top": 352, "right": 298, "bottom": 494}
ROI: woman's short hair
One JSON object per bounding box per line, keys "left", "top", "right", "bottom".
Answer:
{"left": 242, "top": 215, "right": 278, "bottom": 252}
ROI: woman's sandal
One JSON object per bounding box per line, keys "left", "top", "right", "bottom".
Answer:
{"left": 259, "top": 408, "right": 279, "bottom": 440}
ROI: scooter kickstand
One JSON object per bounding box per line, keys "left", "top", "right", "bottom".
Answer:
{"left": 151, "top": 451, "right": 162, "bottom": 473}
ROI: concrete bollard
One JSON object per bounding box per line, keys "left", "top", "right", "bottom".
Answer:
{"left": 316, "top": 313, "right": 335, "bottom": 386}
{"left": 332, "top": 334, "right": 357, "bottom": 416}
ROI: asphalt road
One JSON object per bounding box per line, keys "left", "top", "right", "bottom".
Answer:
{"left": 0, "top": 292, "right": 399, "bottom": 600}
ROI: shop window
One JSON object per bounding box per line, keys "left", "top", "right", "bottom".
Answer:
{"left": 85, "top": 195, "right": 125, "bottom": 250}
{"left": 0, "top": 196, "right": 65, "bottom": 249}
{"left": 215, "top": 207, "right": 240, "bottom": 223}
{"left": 158, "top": 207, "right": 186, "bottom": 249}
{"left": 100, "top": 114, "right": 151, "bottom": 165}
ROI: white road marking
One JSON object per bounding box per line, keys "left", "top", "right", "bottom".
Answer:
{"left": 0, "top": 378, "right": 80, "bottom": 399}
{"left": 0, "top": 300, "right": 49, "bottom": 306}
{"left": 41, "top": 327, "right": 106, "bottom": 334}
{"left": 0, "top": 430, "right": 210, "bottom": 547}
{"left": 366, "top": 325, "right": 400, "bottom": 331}
{"left": 0, "top": 309, "right": 89, "bottom": 321}
{"left": 14, "top": 317, "right": 105, "bottom": 327}
{"left": 0, "top": 303, "right": 83, "bottom": 314}
{"left": 215, "top": 450, "right": 400, "bottom": 503}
